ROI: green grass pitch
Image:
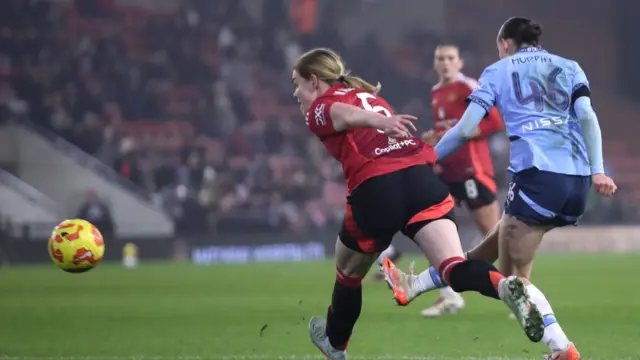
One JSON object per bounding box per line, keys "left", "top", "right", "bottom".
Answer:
{"left": 1, "top": 254, "right": 639, "bottom": 360}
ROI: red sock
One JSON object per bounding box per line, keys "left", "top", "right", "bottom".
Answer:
{"left": 439, "top": 258, "right": 503, "bottom": 300}
{"left": 437, "top": 256, "right": 465, "bottom": 285}
{"left": 489, "top": 270, "right": 505, "bottom": 291}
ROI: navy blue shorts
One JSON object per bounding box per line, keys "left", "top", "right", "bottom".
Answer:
{"left": 504, "top": 169, "right": 591, "bottom": 227}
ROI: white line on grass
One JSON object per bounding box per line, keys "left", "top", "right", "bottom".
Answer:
{"left": 1, "top": 356, "right": 633, "bottom": 360}
{"left": 0, "top": 356, "right": 539, "bottom": 360}
{"left": 0, "top": 357, "right": 535, "bottom": 360}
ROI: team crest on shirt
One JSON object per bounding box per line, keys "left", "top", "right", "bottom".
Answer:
{"left": 447, "top": 93, "right": 457, "bottom": 102}
{"left": 314, "top": 103, "right": 326, "bottom": 126}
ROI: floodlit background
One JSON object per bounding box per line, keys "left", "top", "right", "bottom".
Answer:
{"left": 0, "top": 1, "right": 638, "bottom": 359}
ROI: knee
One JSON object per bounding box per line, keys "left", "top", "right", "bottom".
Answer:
{"left": 334, "top": 257, "right": 368, "bottom": 280}
{"left": 336, "top": 267, "right": 364, "bottom": 287}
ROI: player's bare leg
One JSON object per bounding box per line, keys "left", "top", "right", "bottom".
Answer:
{"left": 420, "top": 220, "right": 465, "bottom": 318}
{"left": 466, "top": 219, "right": 500, "bottom": 265}
{"left": 416, "top": 216, "right": 465, "bottom": 317}
{"left": 472, "top": 201, "right": 502, "bottom": 236}
{"left": 383, "top": 220, "right": 501, "bottom": 303}
{"left": 421, "top": 201, "right": 500, "bottom": 317}
{"left": 463, "top": 220, "right": 523, "bottom": 320}
{"left": 381, "top": 219, "right": 463, "bottom": 305}
{"left": 381, "top": 218, "right": 544, "bottom": 342}
{"left": 309, "top": 238, "right": 379, "bottom": 360}
{"left": 500, "top": 215, "right": 580, "bottom": 359}
{"left": 389, "top": 213, "right": 579, "bottom": 355}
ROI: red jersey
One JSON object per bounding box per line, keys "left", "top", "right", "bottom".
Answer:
{"left": 431, "top": 73, "right": 503, "bottom": 183}
{"left": 307, "top": 84, "right": 437, "bottom": 193}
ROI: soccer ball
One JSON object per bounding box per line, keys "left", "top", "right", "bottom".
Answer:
{"left": 48, "top": 219, "right": 105, "bottom": 273}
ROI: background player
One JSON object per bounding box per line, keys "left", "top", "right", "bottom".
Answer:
{"left": 419, "top": 43, "right": 504, "bottom": 318}
{"left": 293, "top": 47, "right": 543, "bottom": 359}
{"left": 382, "top": 18, "right": 617, "bottom": 360}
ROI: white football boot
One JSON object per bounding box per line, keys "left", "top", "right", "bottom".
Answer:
{"left": 420, "top": 290, "right": 465, "bottom": 317}
{"left": 498, "top": 276, "right": 545, "bottom": 343}
{"left": 308, "top": 316, "right": 347, "bottom": 360}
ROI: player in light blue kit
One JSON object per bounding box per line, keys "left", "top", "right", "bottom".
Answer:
{"left": 380, "top": 17, "right": 617, "bottom": 360}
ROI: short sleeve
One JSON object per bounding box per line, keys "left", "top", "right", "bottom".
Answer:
{"left": 466, "top": 64, "right": 499, "bottom": 113}
{"left": 306, "top": 98, "right": 338, "bottom": 138}
{"left": 572, "top": 61, "right": 590, "bottom": 92}
{"left": 571, "top": 62, "right": 590, "bottom": 103}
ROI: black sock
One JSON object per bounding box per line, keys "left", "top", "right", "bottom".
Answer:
{"left": 325, "top": 271, "right": 363, "bottom": 350}
{"left": 439, "top": 257, "right": 503, "bottom": 300}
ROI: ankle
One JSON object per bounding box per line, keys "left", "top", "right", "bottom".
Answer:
{"left": 440, "top": 286, "right": 458, "bottom": 298}
{"left": 519, "top": 276, "right": 532, "bottom": 286}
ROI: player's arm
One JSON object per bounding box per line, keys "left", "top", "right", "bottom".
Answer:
{"left": 435, "top": 65, "right": 499, "bottom": 160}
{"left": 306, "top": 99, "right": 357, "bottom": 137}
{"left": 471, "top": 108, "right": 503, "bottom": 139}
{"left": 570, "top": 62, "right": 604, "bottom": 175}
{"left": 574, "top": 97, "right": 603, "bottom": 174}
{"left": 330, "top": 102, "right": 417, "bottom": 136}
{"left": 572, "top": 62, "right": 615, "bottom": 196}
{"left": 308, "top": 100, "right": 416, "bottom": 138}
{"left": 329, "top": 103, "right": 389, "bottom": 132}
{"left": 435, "top": 103, "right": 486, "bottom": 157}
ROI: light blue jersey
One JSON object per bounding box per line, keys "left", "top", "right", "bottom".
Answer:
{"left": 468, "top": 47, "right": 591, "bottom": 175}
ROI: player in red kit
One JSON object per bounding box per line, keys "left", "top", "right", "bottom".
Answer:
{"left": 293, "top": 48, "right": 543, "bottom": 359}
{"left": 418, "top": 44, "right": 505, "bottom": 318}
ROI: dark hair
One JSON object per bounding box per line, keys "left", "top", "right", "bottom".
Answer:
{"left": 435, "top": 42, "right": 463, "bottom": 58}
{"left": 499, "top": 17, "right": 542, "bottom": 47}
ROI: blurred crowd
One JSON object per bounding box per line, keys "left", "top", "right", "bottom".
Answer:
{"left": 0, "top": 0, "right": 463, "bottom": 235}
{"left": 1, "top": 0, "right": 633, "bottom": 235}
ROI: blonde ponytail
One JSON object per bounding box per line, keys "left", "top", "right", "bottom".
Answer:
{"left": 295, "top": 48, "right": 382, "bottom": 94}
{"left": 340, "top": 74, "right": 381, "bottom": 94}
